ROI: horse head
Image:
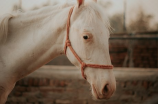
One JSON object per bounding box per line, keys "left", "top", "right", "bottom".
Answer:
{"left": 65, "top": 0, "right": 116, "bottom": 99}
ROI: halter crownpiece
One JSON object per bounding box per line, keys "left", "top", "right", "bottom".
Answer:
{"left": 64, "top": 6, "right": 113, "bottom": 79}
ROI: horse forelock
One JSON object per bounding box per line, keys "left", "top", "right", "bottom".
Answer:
{"left": 83, "top": 2, "right": 111, "bottom": 33}
{"left": 71, "top": 1, "right": 111, "bottom": 37}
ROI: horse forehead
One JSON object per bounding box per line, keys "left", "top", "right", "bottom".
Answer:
{"left": 84, "top": 23, "right": 107, "bottom": 34}
{"left": 75, "top": 19, "right": 105, "bottom": 31}
{"left": 73, "top": 12, "right": 108, "bottom": 34}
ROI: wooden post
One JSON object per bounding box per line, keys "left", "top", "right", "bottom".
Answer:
{"left": 157, "top": 24, "right": 158, "bottom": 68}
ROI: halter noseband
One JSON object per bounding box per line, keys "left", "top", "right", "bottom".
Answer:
{"left": 64, "top": 7, "right": 113, "bottom": 79}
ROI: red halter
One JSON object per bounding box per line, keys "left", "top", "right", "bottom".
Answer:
{"left": 64, "top": 7, "right": 113, "bottom": 79}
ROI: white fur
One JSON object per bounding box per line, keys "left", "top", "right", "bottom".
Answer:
{"left": 0, "top": 1, "right": 116, "bottom": 103}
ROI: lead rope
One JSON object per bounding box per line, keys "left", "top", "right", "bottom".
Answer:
{"left": 64, "top": 6, "right": 113, "bottom": 79}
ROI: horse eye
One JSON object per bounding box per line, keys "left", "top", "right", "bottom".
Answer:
{"left": 83, "top": 35, "right": 89, "bottom": 40}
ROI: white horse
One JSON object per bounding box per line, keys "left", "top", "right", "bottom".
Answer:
{"left": 0, "top": 0, "right": 116, "bottom": 103}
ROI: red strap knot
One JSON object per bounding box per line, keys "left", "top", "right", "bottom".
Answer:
{"left": 81, "top": 62, "right": 87, "bottom": 80}
{"left": 66, "top": 40, "right": 71, "bottom": 46}
{"left": 81, "top": 62, "right": 86, "bottom": 70}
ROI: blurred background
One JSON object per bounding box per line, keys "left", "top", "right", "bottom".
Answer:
{"left": 1, "top": 0, "right": 158, "bottom": 104}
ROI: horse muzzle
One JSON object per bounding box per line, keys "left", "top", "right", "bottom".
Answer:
{"left": 92, "top": 82, "right": 116, "bottom": 100}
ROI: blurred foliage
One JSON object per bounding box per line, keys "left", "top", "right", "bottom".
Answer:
{"left": 109, "top": 8, "right": 156, "bottom": 33}
{"left": 128, "top": 9, "right": 154, "bottom": 32}
{"left": 110, "top": 13, "right": 124, "bottom": 33}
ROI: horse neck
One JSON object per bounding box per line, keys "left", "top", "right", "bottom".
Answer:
{"left": 0, "top": 6, "right": 72, "bottom": 80}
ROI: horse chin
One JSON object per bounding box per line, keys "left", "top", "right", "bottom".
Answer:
{"left": 91, "top": 85, "right": 100, "bottom": 100}
{"left": 90, "top": 84, "right": 113, "bottom": 100}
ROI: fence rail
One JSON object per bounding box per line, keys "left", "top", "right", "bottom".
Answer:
{"left": 7, "top": 66, "right": 158, "bottom": 104}
{"left": 110, "top": 31, "right": 158, "bottom": 40}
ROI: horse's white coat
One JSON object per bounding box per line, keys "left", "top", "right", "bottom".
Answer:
{"left": 0, "top": 0, "right": 116, "bottom": 103}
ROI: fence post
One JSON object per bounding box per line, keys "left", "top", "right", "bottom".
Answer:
{"left": 157, "top": 24, "right": 158, "bottom": 68}
{"left": 123, "top": 32, "right": 135, "bottom": 67}
{"left": 129, "top": 32, "right": 135, "bottom": 67}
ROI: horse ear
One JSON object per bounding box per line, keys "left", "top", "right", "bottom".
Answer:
{"left": 77, "top": 0, "right": 85, "bottom": 8}
{"left": 93, "top": 0, "right": 97, "bottom": 2}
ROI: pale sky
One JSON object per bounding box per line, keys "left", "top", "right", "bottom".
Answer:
{"left": 0, "top": 0, "right": 158, "bottom": 26}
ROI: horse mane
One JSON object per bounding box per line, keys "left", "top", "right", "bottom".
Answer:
{"left": 0, "top": 14, "right": 13, "bottom": 44}
{"left": 0, "top": 1, "right": 110, "bottom": 44}
{"left": 0, "top": 2, "right": 74, "bottom": 44}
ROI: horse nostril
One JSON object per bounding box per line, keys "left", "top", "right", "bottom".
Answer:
{"left": 102, "top": 84, "right": 109, "bottom": 95}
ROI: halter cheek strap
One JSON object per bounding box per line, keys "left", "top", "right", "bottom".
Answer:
{"left": 64, "top": 7, "right": 113, "bottom": 79}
